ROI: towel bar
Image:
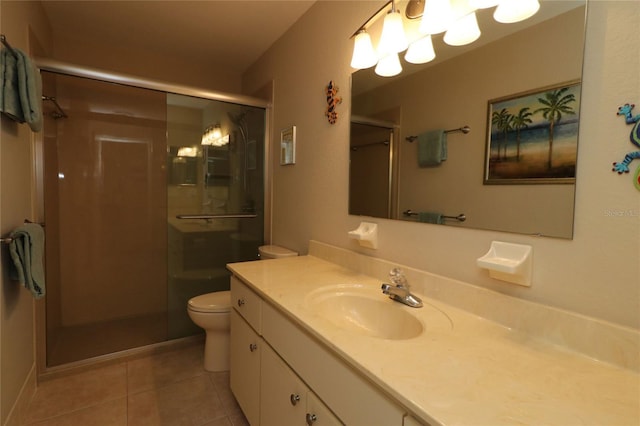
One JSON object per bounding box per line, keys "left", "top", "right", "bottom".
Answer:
{"left": 1, "top": 34, "right": 18, "bottom": 58}
{"left": 1, "top": 220, "right": 45, "bottom": 244}
{"left": 176, "top": 214, "right": 257, "bottom": 220}
{"left": 405, "top": 125, "right": 470, "bottom": 142}
{"left": 402, "top": 210, "right": 466, "bottom": 222}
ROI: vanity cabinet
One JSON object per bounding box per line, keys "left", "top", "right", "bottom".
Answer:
{"left": 230, "top": 310, "right": 261, "bottom": 426}
{"left": 261, "top": 342, "right": 342, "bottom": 426}
{"left": 230, "top": 277, "right": 263, "bottom": 426}
{"left": 230, "top": 275, "right": 410, "bottom": 426}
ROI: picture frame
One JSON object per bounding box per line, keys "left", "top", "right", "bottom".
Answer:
{"left": 484, "top": 80, "right": 581, "bottom": 184}
{"left": 280, "top": 126, "right": 296, "bottom": 165}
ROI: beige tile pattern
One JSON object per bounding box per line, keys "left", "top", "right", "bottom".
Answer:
{"left": 23, "top": 344, "right": 248, "bottom": 426}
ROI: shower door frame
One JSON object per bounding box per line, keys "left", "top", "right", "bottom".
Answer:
{"left": 34, "top": 58, "right": 273, "bottom": 379}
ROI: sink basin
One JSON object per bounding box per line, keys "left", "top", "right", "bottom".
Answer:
{"left": 306, "top": 284, "right": 424, "bottom": 340}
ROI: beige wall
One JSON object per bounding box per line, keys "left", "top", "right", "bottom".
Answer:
{"left": 243, "top": 1, "right": 640, "bottom": 330}
{"left": 0, "top": 1, "right": 52, "bottom": 424}
{"left": 50, "top": 28, "right": 241, "bottom": 95}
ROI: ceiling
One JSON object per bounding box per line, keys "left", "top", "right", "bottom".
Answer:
{"left": 40, "top": 0, "right": 317, "bottom": 75}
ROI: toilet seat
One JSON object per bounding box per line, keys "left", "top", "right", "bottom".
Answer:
{"left": 188, "top": 291, "right": 231, "bottom": 313}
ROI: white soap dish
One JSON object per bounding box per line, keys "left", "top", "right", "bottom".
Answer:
{"left": 348, "top": 222, "right": 378, "bottom": 249}
{"left": 477, "top": 241, "right": 532, "bottom": 286}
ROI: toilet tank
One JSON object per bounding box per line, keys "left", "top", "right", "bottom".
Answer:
{"left": 258, "top": 245, "right": 298, "bottom": 259}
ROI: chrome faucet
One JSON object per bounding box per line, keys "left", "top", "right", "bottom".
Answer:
{"left": 381, "top": 268, "right": 423, "bottom": 308}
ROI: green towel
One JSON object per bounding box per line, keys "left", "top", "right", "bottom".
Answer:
{"left": 417, "top": 130, "right": 447, "bottom": 167}
{"left": 1, "top": 48, "right": 24, "bottom": 122}
{"left": 0, "top": 47, "right": 43, "bottom": 131}
{"left": 8, "top": 223, "right": 46, "bottom": 298}
{"left": 418, "top": 212, "right": 443, "bottom": 224}
{"left": 15, "top": 48, "right": 43, "bottom": 132}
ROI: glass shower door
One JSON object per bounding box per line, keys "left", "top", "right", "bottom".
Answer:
{"left": 41, "top": 71, "right": 266, "bottom": 367}
{"left": 42, "top": 71, "right": 168, "bottom": 367}
{"left": 166, "top": 94, "right": 265, "bottom": 338}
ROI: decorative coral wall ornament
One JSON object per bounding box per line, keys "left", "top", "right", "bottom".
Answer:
{"left": 612, "top": 103, "right": 640, "bottom": 191}
{"left": 325, "top": 80, "right": 342, "bottom": 125}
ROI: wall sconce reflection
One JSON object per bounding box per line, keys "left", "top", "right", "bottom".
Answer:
{"left": 202, "top": 123, "right": 230, "bottom": 147}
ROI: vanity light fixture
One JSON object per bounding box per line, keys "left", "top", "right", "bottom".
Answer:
{"left": 419, "top": 0, "right": 455, "bottom": 35}
{"left": 375, "top": 52, "right": 403, "bottom": 77}
{"left": 350, "top": 0, "right": 408, "bottom": 77}
{"left": 377, "top": 1, "right": 409, "bottom": 56}
{"left": 404, "top": 34, "right": 436, "bottom": 64}
{"left": 493, "top": 0, "right": 541, "bottom": 24}
{"left": 350, "top": 0, "right": 541, "bottom": 76}
{"left": 443, "top": 10, "right": 481, "bottom": 46}
{"left": 468, "top": 0, "right": 500, "bottom": 9}
{"left": 350, "top": 30, "right": 378, "bottom": 69}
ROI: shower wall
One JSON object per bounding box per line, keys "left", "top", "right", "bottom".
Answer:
{"left": 43, "top": 72, "right": 168, "bottom": 365}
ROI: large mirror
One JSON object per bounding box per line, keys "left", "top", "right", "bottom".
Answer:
{"left": 350, "top": 1, "right": 587, "bottom": 239}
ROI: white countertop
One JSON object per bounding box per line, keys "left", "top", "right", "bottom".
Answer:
{"left": 227, "top": 255, "right": 640, "bottom": 426}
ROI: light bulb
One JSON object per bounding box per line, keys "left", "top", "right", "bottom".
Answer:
{"left": 405, "top": 36, "right": 436, "bottom": 64}
{"left": 469, "top": 0, "right": 499, "bottom": 8}
{"left": 350, "top": 30, "right": 378, "bottom": 69}
{"left": 212, "top": 124, "right": 222, "bottom": 139}
{"left": 419, "top": 0, "right": 455, "bottom": 35}
{"left": 375, "top": 52, "right": 402, "bottom": 77}
{"left": 444, "top": 11, "right": 481, "bottom": 46}
{"left": 494, "top": 0, "right": 540, "bottom": 24}
{"left": 378, "top": 10, "right": 409, "bottom": 56}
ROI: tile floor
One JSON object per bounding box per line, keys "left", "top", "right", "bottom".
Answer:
{"left": 22, "top": 343, "right": 249, "bottom": 426}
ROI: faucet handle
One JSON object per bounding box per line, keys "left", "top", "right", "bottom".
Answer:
{"left": 389, "top": 268, "right": 408, "bottom": 287}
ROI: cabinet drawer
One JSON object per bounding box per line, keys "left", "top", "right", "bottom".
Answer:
{"left": 231, "top": 276, "right": 262, "bottom": 333}
{"left": 262, "top": 302, "right": 405, "bottom": 426}
{"left": 230, "top": 309, "right": 261, "bottom": 426}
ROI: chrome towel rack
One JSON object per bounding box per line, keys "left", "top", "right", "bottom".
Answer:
{"left": 2, "top": 35, "right": 67, "bottom": 119}
{"left": 405, "top": 125, "right": 470, "bottom": 142}
{"left": 1, "top": 220, "right": 45, "bottom": 244}
{"left": 402, "top": 209, "right": 466, "bottom": 222}
{"left": 176, "top": 214, "right": 257, "bottom": 220}
{"left": 0, "top": 34, "right": 18, "bottom": 58}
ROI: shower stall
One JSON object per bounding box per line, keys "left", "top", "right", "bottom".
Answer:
{"left": 38, "top": 64, "right": 268, "bottom": 371}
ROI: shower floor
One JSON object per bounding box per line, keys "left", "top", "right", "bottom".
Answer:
{"left": 47, "top": 312, "right": 175, "bottom": 367}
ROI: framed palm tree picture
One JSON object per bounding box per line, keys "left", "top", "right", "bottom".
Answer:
{"left": 484, "top": 80, "right": 581, "bottom": 184}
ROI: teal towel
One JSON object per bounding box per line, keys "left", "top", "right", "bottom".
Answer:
{"left": 418, "top": 212, "right": 443, "bottom": 224}
{"left": 8, "top": 223, "right": 46, "bottom": 298}
{"left": 1, "top": 48, "right": 24, "bottom": 122}
{"left": 417, "top": 130, "right": 447, "bottom": 167}
{"left": 0, "top": 47, "right": 42, "bottom": 131}
{"left": 15, "top": 48, "right": 42, "bottom": 131}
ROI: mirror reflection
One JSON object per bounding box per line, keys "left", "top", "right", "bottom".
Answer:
{"left": 350, "top": 1, "right": 586, "bottom": 239}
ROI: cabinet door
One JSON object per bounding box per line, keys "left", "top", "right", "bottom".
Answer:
{"left": 230, "top": 309, "right": 261, "bottom": 425}
{"left": 260, "top": 343, "right": 307, "bottom": 426}
{"left": 305, "top": 391, "right": 343, "bottom": 426}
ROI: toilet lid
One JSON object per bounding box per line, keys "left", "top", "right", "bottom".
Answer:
{"left": 188, "top": 291, "right": 231, "bottom": 313}
{"left": 259, "top": 245, "right": 298, "bottom": 258}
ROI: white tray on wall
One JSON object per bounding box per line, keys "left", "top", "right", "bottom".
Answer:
{"left": 477, "top": 241, "right": 532, "bottom": 287}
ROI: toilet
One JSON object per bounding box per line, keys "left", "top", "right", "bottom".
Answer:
{"left": 258, "top": 244, "right": 298, "bottom": 259}
{"left": 188, "top": 245, "right": 298, "bottom": 371}
{"left": 187, "top": 291, "right": 231, "bottom": 372}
